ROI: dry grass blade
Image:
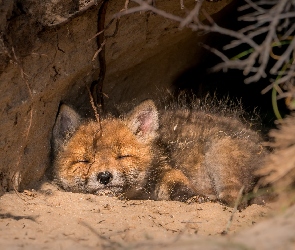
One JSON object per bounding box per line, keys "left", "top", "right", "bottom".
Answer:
{"left": 222, "top": 185, "right": 245, "bottom": 235}
{"left": 86, "top": 85, "right": 100, "bottom": 124}
{"left": 257, "top": 114, "right": 295, "bottom": 188}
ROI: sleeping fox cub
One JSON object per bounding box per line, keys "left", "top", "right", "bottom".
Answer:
{"left": 52, "top": 100, "right": 266, "bottom": 206}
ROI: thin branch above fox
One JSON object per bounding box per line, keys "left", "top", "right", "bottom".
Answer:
{"left": 52, "top": 99, "right": 266, "bottom": 207}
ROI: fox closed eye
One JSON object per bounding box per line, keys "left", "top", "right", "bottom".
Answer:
{"left": 116, "top": 155, "right": 132, "bottom": 160}
{"left": 76, "top": 160, "right": 91, "bottom": 164}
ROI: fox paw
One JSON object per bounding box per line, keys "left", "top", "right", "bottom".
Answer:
{"left": 218, "top": 189, "right": 248, "bottom": 208}
{"left": 186, "top": 195, "right": 212, "bottom": 204}
{"left": 156, "top": 181, "right": 196, "bottom": 202}
{"left": 155, "top": 169, "right": 197, "bottom": 202}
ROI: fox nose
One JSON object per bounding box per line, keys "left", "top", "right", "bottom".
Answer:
{"left": 97, "top": 171, "right": 113, "bottom": 185}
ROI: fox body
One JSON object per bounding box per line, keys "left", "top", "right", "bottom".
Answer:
{"left": 52, "top": 100, "right": 266, "bottom": 206}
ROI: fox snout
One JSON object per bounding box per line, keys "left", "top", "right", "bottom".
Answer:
{"left": 97, "top": 171, "right": 113, "bottom": 185}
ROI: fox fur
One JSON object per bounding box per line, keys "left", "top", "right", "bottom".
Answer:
{"left": 52, "top": 99, "right": 266, "bottom": 207}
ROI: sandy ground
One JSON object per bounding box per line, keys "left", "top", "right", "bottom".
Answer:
{"left": 1, "top": 181, "right": 287, "bottom": 250}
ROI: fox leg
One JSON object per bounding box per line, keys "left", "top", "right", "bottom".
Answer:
{"left": 204, "top": 137, "right": 249, "bottom": 207}
{"left": 155, "top": 169, "right": 197, "bottom": 202}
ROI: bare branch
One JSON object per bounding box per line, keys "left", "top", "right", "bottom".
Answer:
{"left": 200, "top": 43, "right": 229, "bottom": 62}
{"left": 179, "top": 0, "right": 204, "bottom": 28}
{"left": 244, "top": 0, "right": 265, "bottom": 13}
{"left": 271, "top": 38, "right": 295, "bottom": 75}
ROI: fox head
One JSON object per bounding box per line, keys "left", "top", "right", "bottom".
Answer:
{"left": 52, "top": 100, "right": 159, "bottom": 198}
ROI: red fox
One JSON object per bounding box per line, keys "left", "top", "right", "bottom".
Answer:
{"left": 52, "top": 99, "right": 266, "bottom": 206}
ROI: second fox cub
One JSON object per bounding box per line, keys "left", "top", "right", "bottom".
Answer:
{"left": 52, "top": 99, "right": 266, "bottom": 206}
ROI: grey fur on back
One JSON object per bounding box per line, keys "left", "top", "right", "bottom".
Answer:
{"left": 152, "top": 96, "right": 266, "bottom": 205}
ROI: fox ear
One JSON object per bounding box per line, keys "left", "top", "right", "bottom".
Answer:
{"left": 52, "top": 104, "right": 80, "bottom": 153}
{"left": 126, "top": 100, "right": 159, "bottom": 143}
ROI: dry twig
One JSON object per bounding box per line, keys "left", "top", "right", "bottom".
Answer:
{"left": 222, "top": 185, "right": 245, "bottom": 235}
